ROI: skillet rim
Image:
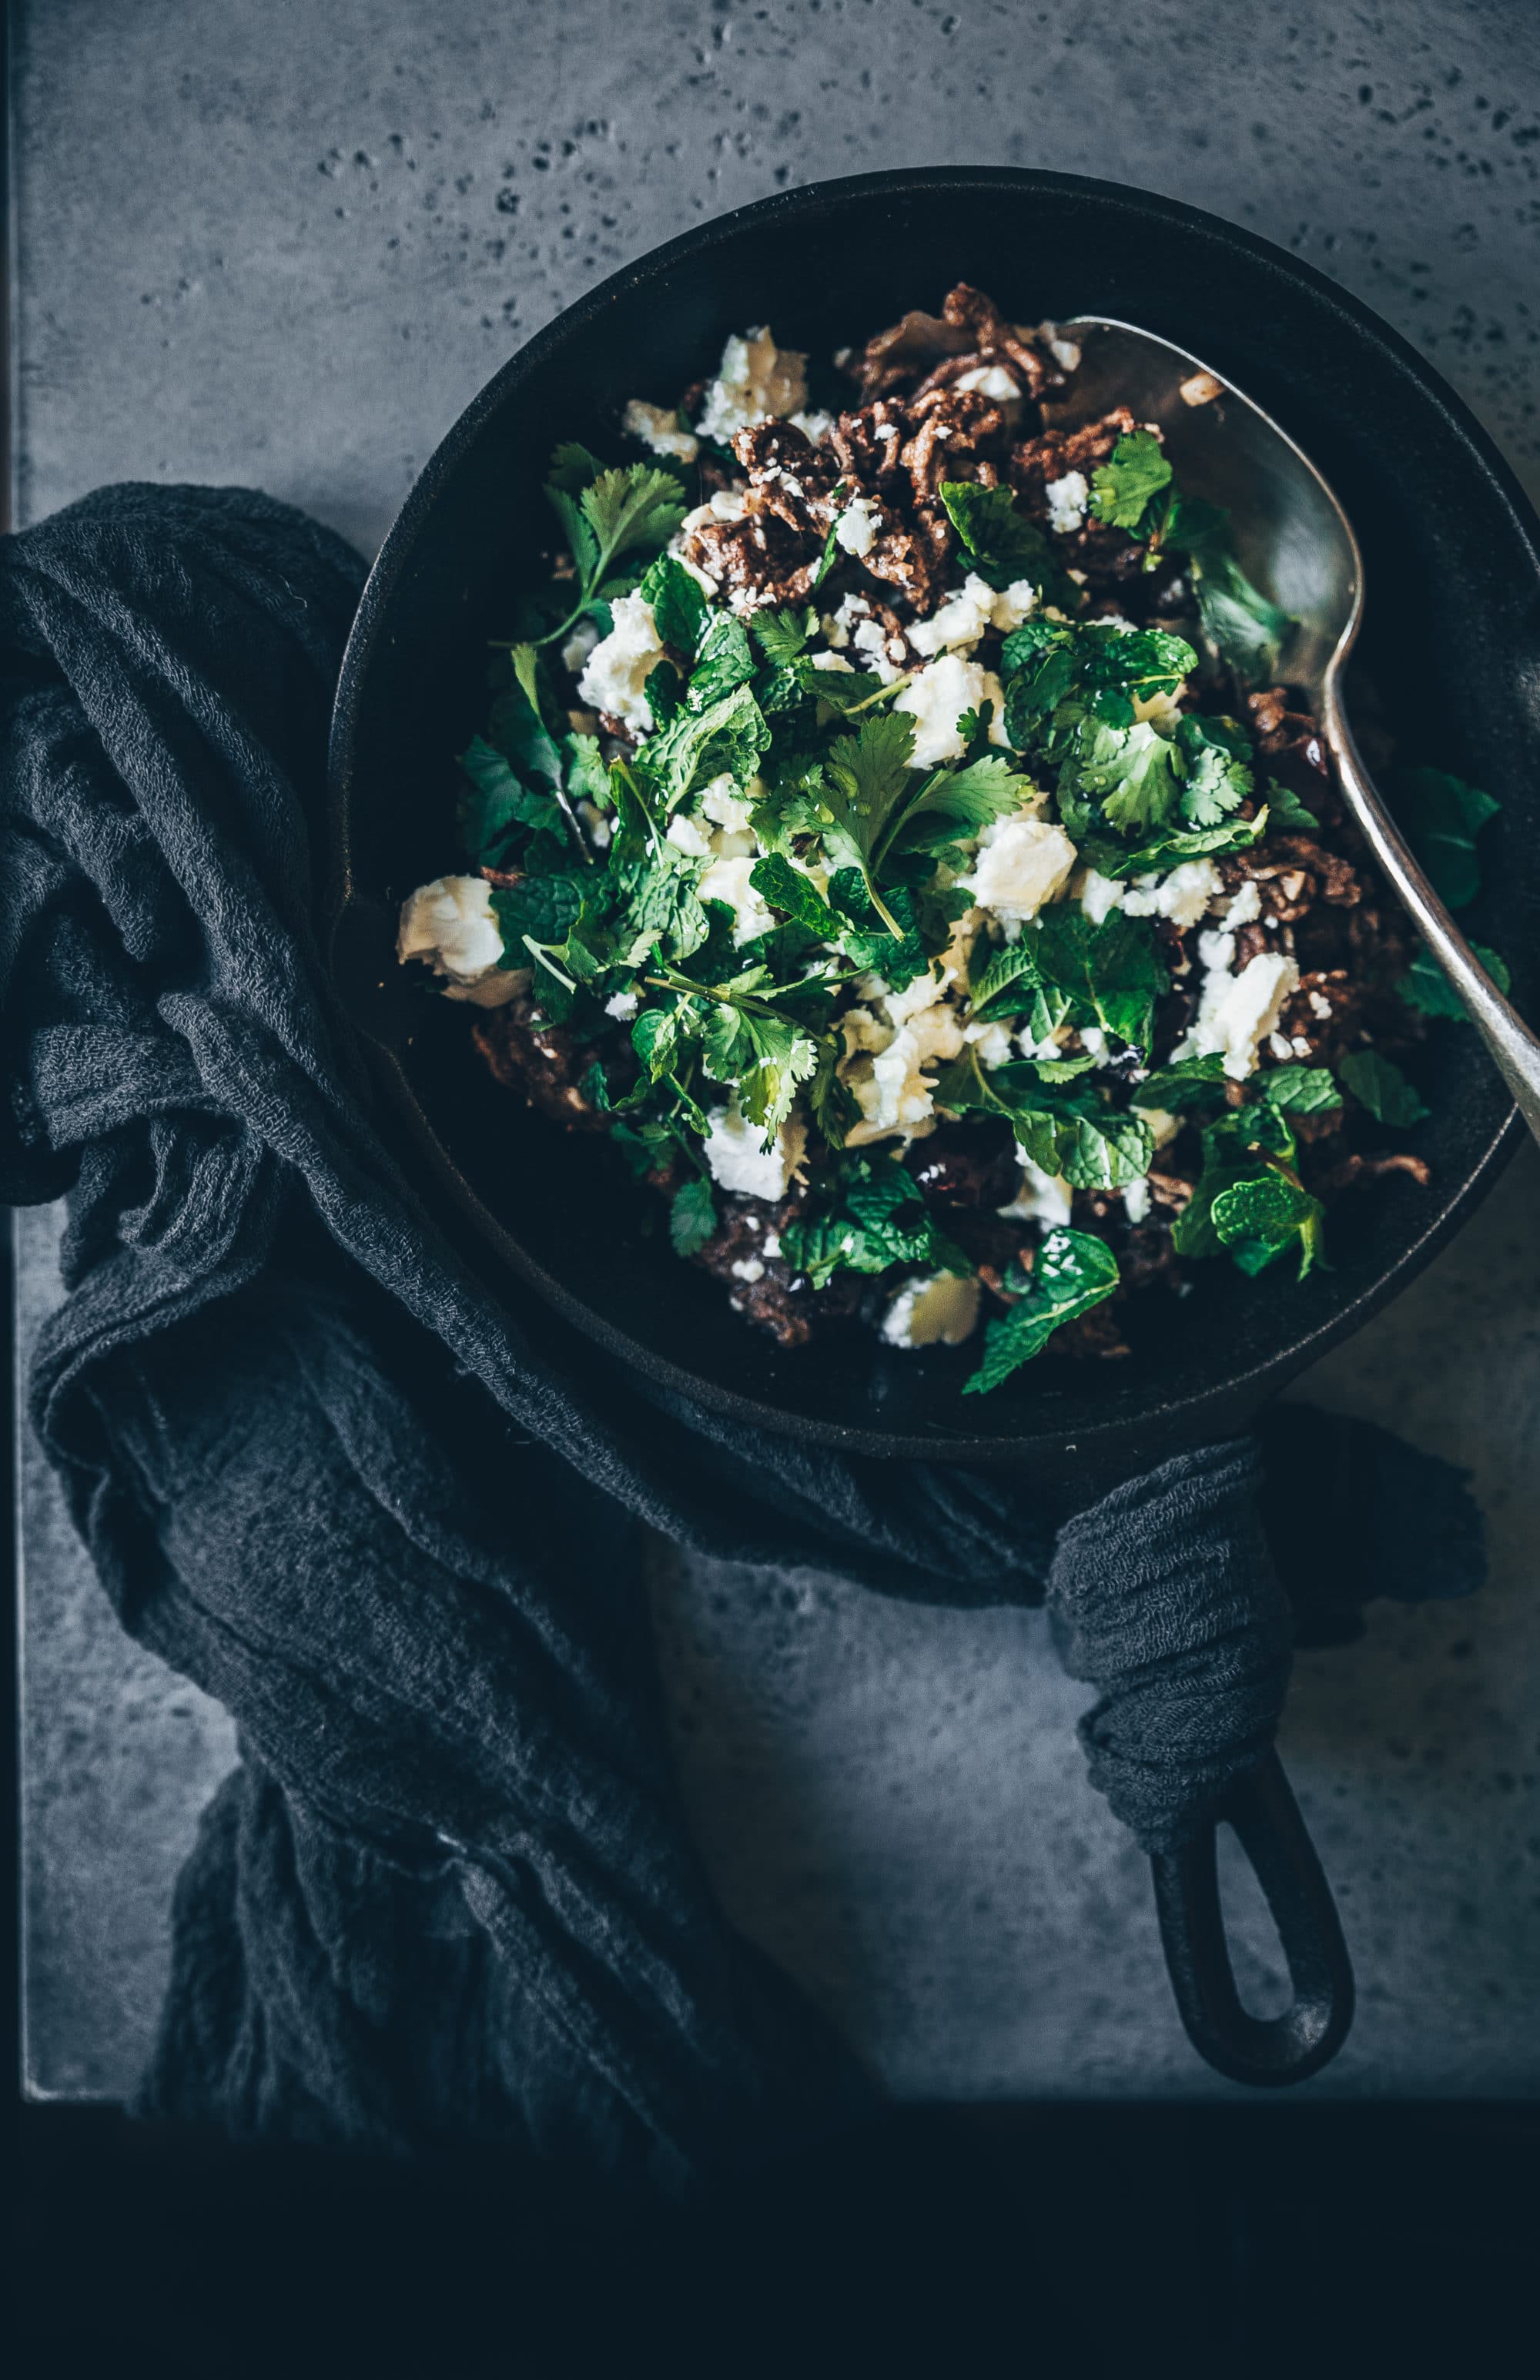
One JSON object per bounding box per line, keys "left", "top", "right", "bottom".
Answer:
{"left": 325, "top": 165, "right": 1533, "bottom": 1466}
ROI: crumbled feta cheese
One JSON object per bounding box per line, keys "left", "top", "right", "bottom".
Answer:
{"left": 907, "top": 572, "right": 996, "bottom": 658}
{"left": 621, "top": 397, "right": 699, "bottom": 463}
{"left": 1122, "top": 1178, "right": 1152, "bottom": 1224}
{"left": 963, "top": 813, "right": 1080, "bottom": 923}
{"left": 666, "top": 810, "right": 712, "bottom": 859}
{"left": 1079, "top": 869, "right": 1126, "bottom": 926}
{"left": 762, "top": 1230, "right": 782, "bottom": 1259}
{"left": 881, "top": 1271, "right": 983, "bottom": 1348}
{"left": 577, "top": 590, "right": 665, "bottom": 732}
{"left": 561, "top": 618, "right": 600, "bottom": 675}
{"left": 1121, "top": 859, "right": 1224, "bottom": 932}
{"left": 698, "top": 773, "right": 755, "bottom": 834}
{"left": 1045, "top": 470, "right": 1090, "bottom": 534}
{"left": 845, "top": 1026, "right": 938, "bottom": 1143}
{"left": 697, "top": 853, "right": 777, "bottom": 945}
{"left": 1307, "top": 990, "right": 1333, "bottom": 1022}
{"left": 963, "top": 1018, "right": 1016, "bottom": 1069}
{"left": 696, "top": 326, "right": 808, "bottom": 443}
{"left": 834, "top": 494, "right": 882, "bottom": 557}
{"left": 604, "top": 989, "right": 640, "bottom": 1021}
{"left": 1130, "top": 686, "right": 1184, "bottom": 731}
{"left": 850, "top": 615, "right": 904, "bottom": 681}
{"left": 808, "top": 648, "right": 856, "bottom": 673}
{"left": 953, "top": 362, "right": 1021, "bottom": 402}
{"left": 790, "top": 408, "right": 835, "bottom": 444}
{"left": 1291, "top": 1035, "right": 1313, "bottom": 1058}
{"left": 1220, "top": 877, "right": 1262, "bottom": 929}
{"left": 1039, "top": 326, "right": 1082, "bottom": 373}
{"left": 1176, "top": 949, "right": 1301, "bottom": 1081}
{"left": 1132, "top": 1104, "right": 1180, "bottom": 1150}
{"left": 1268, "top": 1032, "right": 1294, "bottom": 1062}
{"left": 990, "top": 579, "right": 1038, "bottom": 631}
{"left": 681, "top": 489, "right": 751, "bottom": 537}
{"left": 703, "top": 1103, "right": 807, "bottom": 1199}
{"left": 730, "top": 1257, "right": 766, "bottom": 1284}
{"left": 999, "top": 1157, "right": 1074, "bottom": 1229}
{"left": 894, "top": 654, "right": 1009, "bottom": 766}
{"left": 1180, "top": 371, "right": 1224, "bottom": 408}
{"left": 397, "top": 875, "right": 522, "bottom": 1007}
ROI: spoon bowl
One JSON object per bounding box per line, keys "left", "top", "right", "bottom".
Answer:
{"left": 1053, "top": 316, "right": 1540, "bottom": 1139}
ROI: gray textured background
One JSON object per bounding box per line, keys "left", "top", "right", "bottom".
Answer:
{"left": 13, "top": 0, "right": 1540, "bottom": 2103}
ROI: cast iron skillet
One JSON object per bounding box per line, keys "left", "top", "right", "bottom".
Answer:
{"left": 326, "top": 169, "right": 1538, "bottom": 2087}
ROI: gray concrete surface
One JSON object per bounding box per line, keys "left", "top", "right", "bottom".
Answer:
{"left": 12, "top": 0, "right": 1540, "bottom": 2103}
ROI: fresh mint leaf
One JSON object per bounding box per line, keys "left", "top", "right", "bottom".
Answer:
{"left": 782, "top": 1153, "right": 966, "bottom": 1288}
{"left": 636, "top": 681, "right": 771, "bottom": 810}
{"left": 1257, "top": 1063, "right": 1341, "bottom": 1115}
{"left": 640, "top": 552, "right": 709, "bottom": 654}
{"left": 458, "top": 734, "right": 562, "bottom": 865}
{"left": 669, "top": 1175, "right": 719, "bottom": 1257}
{"left": 1082, "top": 810, "right": 1270, "bottom": 877}
{"left": 962, "top": 1229, "right": 1120, "bottom": 1394}
{"left": 644, "top": 661, "right": 681, "bottom": 726}
{"left": 1211, "top": 1171, "right": 1324, "bottom": 1279}
{"left": 688, "top": 611, "right": 757, "bottom": 708}
{"left": 1090, "top": 430, "right": 1172, "bottom": 531}
{"left": 748, "top": 852, "right": 840, "bottom": 938}
{"left": 1388, "top": 765, "right": 1500, "bottom": 911}
{"left": 1337, "top": 1047, "right": 1429, "bottom": 1126}
{"left": 1163, "top": 492, "right": 1293, "bottom": 678}
{"left": 1029, "top": 905, "right": 1169, "bottom": 1052}
{"left": 490, "top": 873, "right": 584, "bottom": 952}
{"left": 1398, "top": 941, "right": 1511, "bottom": 1021}
{"left": 1135, "top": 1053, "right": 1230, "bottom": 1110}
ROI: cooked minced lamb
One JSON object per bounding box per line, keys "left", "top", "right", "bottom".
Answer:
{"left": 397, "top": 284, "right": 1497, "bottom": 1392}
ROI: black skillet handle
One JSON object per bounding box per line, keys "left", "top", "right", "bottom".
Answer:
{"left": 1150, "top": 1749, "right": 1354, "bottom": 2087}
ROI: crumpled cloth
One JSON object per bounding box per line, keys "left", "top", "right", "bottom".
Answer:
{"left": 0, "top": 485, "right": 1485, "bottom": 2184}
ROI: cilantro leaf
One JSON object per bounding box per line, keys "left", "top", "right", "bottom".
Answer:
{"left": 669, "top": 1176, "right": 719, "bottom": 1257}
{"left": 1388, "top": 765, "right": 1501, "bottom": 911}
{"left": 1337, "top": 1048, "right": 1429, "bottom": 1126}
{"left": 1398, "top": 941, "right": 1511, "bottom": 1020}
{"left": 881, "top": 753, "right": 1030, "bottom": 862}
{"left": 751, "top": 606, "right": 818, "bottom": 665}
{"left": 1163, "top": 492, "right": 1293, "bottom": 678}
{"left": 826, "top": 871, "right": 929, "bottom": 989}
{"left": 535, "top": 456, "right": 686, "bottom": 651}
{"left": 639, "top": 552, "right": 708, "bottom": 654}
{"left": 815, "top": 711, "right": 919, "bottom": 936}
{"left": 1260, "top": 777, "right": 1318, "bottom": 834}
{"left": 1085, "top": 719, "right": 1187, "bottom": 836}
{"left": 962, "top": 1229, "right": 1120, "bottom": 1394}
{"left": 1176, "top": 713, "right": 1254, "bottom": 828}
{"left": 562, "top": 731, "right": 610, "bottom": 808}
{"left": 938, "top": 479, "right": 1068, "bottom": 597}
{"left": 1090, "top": 430, "right": 1173, "bottom": 531}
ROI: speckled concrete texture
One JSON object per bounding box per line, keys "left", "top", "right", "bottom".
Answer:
{"left": 12, "top": 0, "right": 1540, "bottom": 2100}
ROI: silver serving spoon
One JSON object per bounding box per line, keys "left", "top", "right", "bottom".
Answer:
{"left": 1048, "top": 316, "right": 1540, "bottom": 1143}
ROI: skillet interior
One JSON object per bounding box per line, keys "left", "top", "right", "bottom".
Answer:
{"left": 326, "top": 168, "right": 1535, "bottom": 1470}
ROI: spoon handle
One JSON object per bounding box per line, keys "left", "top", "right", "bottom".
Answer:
{"left": 1323, "top": 688, "right": 1540, "bottom": 1141}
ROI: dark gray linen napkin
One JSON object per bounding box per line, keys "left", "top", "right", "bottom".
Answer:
{"left": 0, "top": 486, "right": 1484, "bottom": 2186}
